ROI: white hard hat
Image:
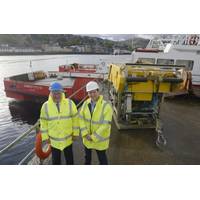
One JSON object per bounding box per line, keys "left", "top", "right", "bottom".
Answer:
{"left": 86, "top": 81, "right": 99, "bottom": 92}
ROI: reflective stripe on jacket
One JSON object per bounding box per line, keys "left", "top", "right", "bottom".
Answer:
{"left": 79, "top": 95, "right": 113, "bottom": 150}
{"left": 40, "top": 93, "right": 79, "bottom": 150}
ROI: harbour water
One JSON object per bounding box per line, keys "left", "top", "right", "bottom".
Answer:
{"left": 0, "top": 54, "right": 131, "bottom": 164}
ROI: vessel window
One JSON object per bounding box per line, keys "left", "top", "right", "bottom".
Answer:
{"left": 136, "top": 58, "right": 155, "bottom": 64}
{"left": 157, "top": 59, "right": 174, "bottom": 65}
{"left": 176, "top": 60, "right": 194, "bottom": 70}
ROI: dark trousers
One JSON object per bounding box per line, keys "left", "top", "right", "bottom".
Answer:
{"left": 51, "top": 144, "right": 74, "bottom": 165}
{"left": 84, "top": 147, "right": 108, "bottom": 165}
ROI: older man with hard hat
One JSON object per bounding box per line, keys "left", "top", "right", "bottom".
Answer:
{"left": 79, "top": 81, "right": 113, "bottom": 164}
{"left": 40, "top": 82, "right": 79, "bottom": 165}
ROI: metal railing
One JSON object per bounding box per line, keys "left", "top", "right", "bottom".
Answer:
{"left": 0, "top": 80, "right": 101, "bottom": 165}
{"left": 0, "top": 121, "right": 40, "bottom": 165}
{"left": 0, "top": 121, "right": 39, "bottom": 156}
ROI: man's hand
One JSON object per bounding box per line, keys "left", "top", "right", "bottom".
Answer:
{"left": 85, "top": 134, "right": 92, "bottom": 141}
{"left": 43, "top": 138, "right": 50, "bottom": 144}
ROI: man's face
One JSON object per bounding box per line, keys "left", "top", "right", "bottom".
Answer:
{"left": 88, "top": 89, "right": 100, "bottom": 102}
{"left": 51, "top": 91, "right": 62, "bottom": 103}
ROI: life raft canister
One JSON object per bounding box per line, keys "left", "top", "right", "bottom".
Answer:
{"left": 35, "top": 131, "right": 51, "bottom": 159}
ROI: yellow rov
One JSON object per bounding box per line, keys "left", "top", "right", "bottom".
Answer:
{"left": 108, "top": 63, "right": 191, "bottom": 147}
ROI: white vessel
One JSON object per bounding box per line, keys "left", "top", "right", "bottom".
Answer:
{"left": 131, "top": 35, "right": 200, "bottom": 97}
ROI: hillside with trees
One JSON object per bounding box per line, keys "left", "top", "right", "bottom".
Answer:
{"left": 0, "top": 34, "right": 150, "bottom": 54}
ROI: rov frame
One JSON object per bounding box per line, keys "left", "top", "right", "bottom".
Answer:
{"left": 108, "top": 63, "right": 190, "bottom": 148}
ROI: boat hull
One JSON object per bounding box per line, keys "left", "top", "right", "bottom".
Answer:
{"left": 4, "top": 73, "right": 100, "bottom": 102}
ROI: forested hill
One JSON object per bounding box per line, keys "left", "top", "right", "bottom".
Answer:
{"left": 0, "top": 34, "right": 149, "bottom": 50}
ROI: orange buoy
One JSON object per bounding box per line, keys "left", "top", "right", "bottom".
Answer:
{"left": 35, "top": 131, "right": 51, "bottom": 159}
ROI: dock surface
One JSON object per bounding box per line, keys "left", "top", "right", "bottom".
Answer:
{"left": 29, "top": 94, "right": 200, "bottom": 165}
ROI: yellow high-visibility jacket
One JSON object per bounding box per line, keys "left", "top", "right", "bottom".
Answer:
{"left": 79, "top": 95, "right": 113, "bottom": 150}
{"left": 40, "top": 93, "right": 79, "bottom": 150}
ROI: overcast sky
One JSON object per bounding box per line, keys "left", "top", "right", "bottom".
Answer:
{"left": 80, "top": 34, "right": 154, "bottom": 41}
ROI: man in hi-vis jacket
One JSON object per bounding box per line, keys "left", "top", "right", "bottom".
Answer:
{"left": 79, "top": 81, "right": 113, "bottom": 165}
{"left": 40, "top": 82, "right": 79, "bottom": 165}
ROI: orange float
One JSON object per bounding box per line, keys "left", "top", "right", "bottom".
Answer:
{"left": 35, "top": 131, "right": 51, "bottom": 159}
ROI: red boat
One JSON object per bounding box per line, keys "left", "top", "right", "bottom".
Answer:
{"left": 4, "top": 63, "right": 105, "bottom": 103}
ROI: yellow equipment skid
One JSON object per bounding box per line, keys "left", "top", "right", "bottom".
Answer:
{"left": 108, "top": 63, "right": 191, "bottom": 147}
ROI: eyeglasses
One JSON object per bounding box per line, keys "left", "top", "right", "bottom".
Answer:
{"left": 52, "top": 92, "right": 62, "bottom": 95}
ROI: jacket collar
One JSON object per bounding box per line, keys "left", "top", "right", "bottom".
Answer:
{"left": 87, "top": 95, "right": 103, "bottom": 105}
